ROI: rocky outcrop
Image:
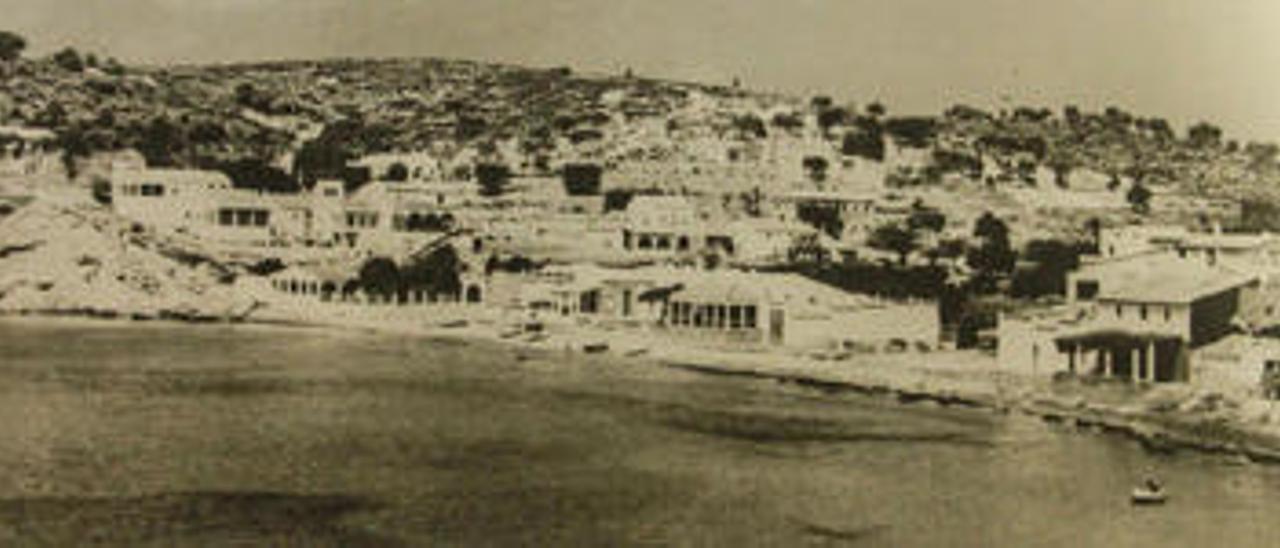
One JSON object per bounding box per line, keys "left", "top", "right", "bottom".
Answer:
{"left": 0, "top": 197, "right": 258, "bottom": 320}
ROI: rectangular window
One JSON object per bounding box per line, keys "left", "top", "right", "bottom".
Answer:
{"left": 1164, "top": 306, "right": 1171, "bottom": 321}
{"left": 1115, "top": 305, "right": 1123, "bottom": 318}
{"left": 744, "top": 305, "right": 758, "bottom": 329}
{"left": 1139, "top": 305, "right": 1148, "bottom": 321}
{"left": 235, "top": 210, "right": 253, "bottom": 226}
{"left": 252, "top": 210, "right": 269, "bottom": 227}
{"left": 218, "top": 209, "right": 234, "bottom": 226}
{"left": 729, "top": 305, "right": 742, "bottom": 329}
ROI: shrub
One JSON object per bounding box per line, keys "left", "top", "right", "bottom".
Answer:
{"left": 562, "top": 163, "right": 603, "bottom": 196}
{"left": 0, "top": 31, "right": 26, "bottom": 62}
{"left": 842, "top": 122, "right": 885, "bottom": 161}
{"left": 475, "top": 163, "right": 511, "bottom": 197}
{"left": 52, "top": 47, "right": 84, "bottom": 72}
{"left": 385, "top": 162, "right": 410, "bottom": 182}
{"left": 883, "top": 116, "right": 937, "bottom": 148}
{"left": 868, "top": 223, "right": 919, "bottom": 265}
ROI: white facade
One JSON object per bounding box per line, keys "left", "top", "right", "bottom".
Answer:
{"left": 111, "top": 169, "right": 467, "bottom": 252}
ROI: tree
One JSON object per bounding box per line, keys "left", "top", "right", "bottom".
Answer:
{"left": 562, "top": 163, "right": 603, "bottom": 195}
{"left": 475, "top": 163, "right": 511, "bottom": 197}
{"left": 771, "top": 112, "right": 804, "bottom": 132}
{"left": 52, "top": 47, "right": 84, "bottom": 72}
{"left": 884, "top": 116, "right": 937, "bottom": 148}
{"left": 1187, "top": 122, "right": 1223, "bottom": 149}
{"left": 294, "top": 139, "right": 354, "bottom": 185}
{"left": 1126, "top": 182, "right": 1153, "bottom": 214}
{"left": 136, "top": 115, "right": 189, "bottom": 167}
{"left": 868, "top": 222, "right": 918, "bottom": 265}
{"left": 385, "top": 162, "right": 410, "bottom": 182}
{"left": 841, "top": 123, "right": 885, "bottom": 161}
{"left": 802, "top": 156, "right": 829, "bottom": 183}
{"left": 1011, "top": 239, "right": 1085, "bottom": 298}
{"left": 213, "top": 159, "right": 300, "bottom": 193}
{"left": 968, "top": 212, "right": 1016, "bottom": 291}
{"left": 816, "top": 107, "right": 848, "bottom": 135}
{"left": 866, "top": 102, "right": 887, "bottom": 117}
{"left": 796, "top": 202, "right": 844, "bottom": 239}
{"left": 357, "top": 257, "right": 401, "bottom": 298}
{"left": 402, "top": 245, "right": 463, "bottom": 298}
{"left": 0, "top": 31, "right": 25, "bottom": 62}
{"left": 973, "top": 211, "right": 1009, "bottom": 243}
{"left": 733, "top": 114, "right": 767, "bottom": 139}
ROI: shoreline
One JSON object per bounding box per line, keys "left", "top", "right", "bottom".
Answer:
{"left": 7, "top": 309, "right": 1280, "bottom": 465}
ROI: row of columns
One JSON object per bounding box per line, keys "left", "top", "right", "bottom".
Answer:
{"left": 1066, "top": 342, "right": 1158, "bottom": 382}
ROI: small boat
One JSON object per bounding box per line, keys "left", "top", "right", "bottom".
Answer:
{"left": 1131, "top": 478, "right": 1167, "bottom": 505}
{"left": 582, "top": 342, "right": 609, "bottom": 354}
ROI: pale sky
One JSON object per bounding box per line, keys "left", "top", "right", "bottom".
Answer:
{"left": 4, "top": 0, "right": 1279, "bottom": 141}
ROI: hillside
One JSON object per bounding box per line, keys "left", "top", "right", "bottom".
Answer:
{"left": 2, "top": 44, "right": 1279, "bottom": 239}
{"left": 2, "top": 50, "right": 1275, "bottom": 185}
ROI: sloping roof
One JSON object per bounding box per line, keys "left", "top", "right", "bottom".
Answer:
{"left": 1096, "top": 258, "right": 1258, "bottom": 304}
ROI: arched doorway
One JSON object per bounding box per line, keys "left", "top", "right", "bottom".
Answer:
{"left": 465, "top": 285, "right": 483, "bottom": 304}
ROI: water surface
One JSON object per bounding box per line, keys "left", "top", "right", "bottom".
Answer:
{"left": 0, "top": 320, "right": 1276, "bottom": 546}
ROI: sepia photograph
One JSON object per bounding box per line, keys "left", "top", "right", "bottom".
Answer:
{"left": 1, "top": 0, "right": 1280, "bottom": 545}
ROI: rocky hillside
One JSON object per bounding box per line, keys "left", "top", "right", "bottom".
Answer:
{"left": 0, "top": 189, "right": 257, "bottom": 319}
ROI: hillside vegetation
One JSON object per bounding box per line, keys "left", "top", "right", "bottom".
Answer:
{"left": 1, "top": 35, "right": 1278, "bottom": 211}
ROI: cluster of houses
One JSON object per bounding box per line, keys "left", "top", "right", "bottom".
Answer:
{"left": 999, "top": 223, "right": 1280, "bottom": 397}
{"left": 102, "top": 158, "right": 942, "bottom": 354}
{"left": 98, "top": 150, "right": 1280, "bottom": 398}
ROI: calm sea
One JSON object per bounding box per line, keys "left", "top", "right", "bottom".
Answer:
{"left": 0, "top": 320, "right": 1276, "bottom": 546}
